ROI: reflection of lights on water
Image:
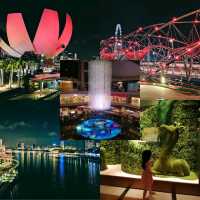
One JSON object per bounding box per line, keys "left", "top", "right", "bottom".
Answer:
{"left": 43, "top": 152, "right": 47, "bottom": 168}
{"left": 59, "top": 154, "right": 65, "bottom": 182}
{"left": 21, "top": 151, "right": 25, "bottom": 170}
{"left": 74, "top": 158, "right": 78, "bottom": 176}
{"left": 88, "top": 161, "right": 97, "bottom": 185}
{"left": 14, "top": 152, "right": 99, "bottom": 187}
{"left": 35, "top": 152, "right": 42, "bottom": 169}
{"left": 27, "top": 151, "right": 30, "bottom": 169}
{"left": 52, "top": 155, "right": 57, "bottom": 177}
{"left": 16, "top": 152, "right": 20, "bottom": 160}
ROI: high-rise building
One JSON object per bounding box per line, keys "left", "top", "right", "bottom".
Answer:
{"left": 0, "top": 139, "right": 5, "bottom": 153}
{"left": 0, "top": 139, "right": 3, "bottom": 147}
{"left": 60, "top": 141, "right": 65, "bottom": 150}
{"left": 18, "top": 142, "right": 25, "bottom": 150}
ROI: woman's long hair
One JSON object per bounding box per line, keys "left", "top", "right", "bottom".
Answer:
{"left": 141, "top": 150, "right": 152, "bottom": 170}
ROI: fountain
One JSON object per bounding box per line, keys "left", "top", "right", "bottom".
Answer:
{"left": 88, "top": 60, "right": 112, "bottom": 111}
{"left": 76, "top": 60, "right": 121, "bottom": 140}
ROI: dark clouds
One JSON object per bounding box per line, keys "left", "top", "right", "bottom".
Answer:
{"left": 0, "top": 97, "right": 60, "bottom": 147}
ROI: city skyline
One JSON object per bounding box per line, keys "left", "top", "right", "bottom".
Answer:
{"left": 0, "top": 97, "right": 60, "bottom": 147}
{"left": 0, "top": 138, "right": 98, "bottom": 151}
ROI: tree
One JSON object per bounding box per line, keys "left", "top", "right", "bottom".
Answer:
{"left": 0, "top": 60, "right": 5, "bottom": 86}
{"left": 17, "top": 59, "right": 26, "bottom": 87}
{"left": 6, "top": 58, "right": 19, "bottom": 88}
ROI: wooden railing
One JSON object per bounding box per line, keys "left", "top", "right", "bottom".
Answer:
{"left": 101, "top": 174, "right": 200, "bottom": 200}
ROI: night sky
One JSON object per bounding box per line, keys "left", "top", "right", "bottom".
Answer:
{"left": 0, "top": 97, "right": 60, "bottom": 147}
{"left": 0, "top": 96, "right": 87, "bottom": 149}
{"left": 0, "top": 0, "right": 200, "bottom": 58}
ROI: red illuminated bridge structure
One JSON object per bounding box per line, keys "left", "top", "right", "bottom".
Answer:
{"left": 100, "top": 9, "right": 200, "bottom": 80}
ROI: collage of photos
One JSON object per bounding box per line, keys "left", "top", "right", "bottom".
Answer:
{"left": 0, "top": 0, "right": 199, "bottom": 200}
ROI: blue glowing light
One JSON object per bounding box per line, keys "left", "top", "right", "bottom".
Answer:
{"left": 76, "top": 118, "right": 121, "bottom": 140}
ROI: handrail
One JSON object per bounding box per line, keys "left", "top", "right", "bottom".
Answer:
{"left": 101, "top": 174, "right": 200, "bottom": 200}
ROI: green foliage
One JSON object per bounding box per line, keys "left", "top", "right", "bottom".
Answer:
{"left": 141, "top": 100, "right": 176, "bottom": 129}
{"left": 100, "top": 138, "right": 194, "bottom": 178}
{"left": 158, "top": 125, "right": 179, "bottom": 152}
{"left": 141, "top": 100, "right": 200, "bottom": 172}
{"left": 170, "top": 101, "right": 200, "bottom": 171}
{"left": 153, "top": 124, "right": 191, "bottom": 176}
{"left": 171, "top": 159, "right": 190, "bottom": 176}
{"left": 100, "top": 147, "right": 107, "bottom": 171}
{"left": 140, "top": 105, "right": 159, "bottom": 129}
{"left": 142, "top": 127, "right": 159, "bottom": 141}
{"left": 157, "top": 100, "right": 175, "bottom": 125}
{"left": 100, "top": 141, "right": 121, "bottom": 164}
{"left": 121, "top": 141, "right": 150, "bottom": 174}
{"left": 101, "top": 100, "right": 200, "bottom": 178}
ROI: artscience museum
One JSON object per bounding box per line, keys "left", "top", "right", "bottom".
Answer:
{"left": 0, "top": 8, "right": 73, "bottom": 58}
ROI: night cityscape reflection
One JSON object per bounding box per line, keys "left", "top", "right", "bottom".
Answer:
{"left": 0, "top": 139, "right": 100, "bottom": 199}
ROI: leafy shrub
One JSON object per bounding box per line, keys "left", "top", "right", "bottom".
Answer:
{"left": 100, "top": 147, "right": 107, "bottom": 171}
{"left": 100, "top": 141, "right": 121, "bottom": 164}
{"left": 121, "top": 141, "right": 150, "bottom": 175}
{"left": 140, "top": 105, "right": 159, "bottom": 129}
{"left": 170, "top": 101, "right": 199, "bottom": 171}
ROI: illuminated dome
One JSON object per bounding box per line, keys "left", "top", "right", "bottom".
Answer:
{"left": 0, "top": 8, "right": 73, "bottom": 58}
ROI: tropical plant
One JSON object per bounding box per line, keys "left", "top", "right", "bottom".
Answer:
{"left": 121, "top": 141, "right": 149, "bottom": 174}
{"left": 0, "top": 60, "right": 5, "bottom": 86}
{"left": 100, "top": 141, "right": 121, "bottom": 164}
{"left": 100, "top": 147, "right": 107, "bottom": 170}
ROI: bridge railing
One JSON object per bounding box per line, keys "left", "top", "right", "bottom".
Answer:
{"left": 101, "top": 174, "right": 200, "bottom": 200}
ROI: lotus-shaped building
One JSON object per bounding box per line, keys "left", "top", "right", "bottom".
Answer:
{"left": 0, "top": 8, "right": 73, "bottom": 58}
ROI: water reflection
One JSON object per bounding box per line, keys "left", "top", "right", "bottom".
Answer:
{"left": 59, "top": 154, "right": 65, "bottom": 183}
{"left": 2, "top": 151, "right": 100, "bottom": 199}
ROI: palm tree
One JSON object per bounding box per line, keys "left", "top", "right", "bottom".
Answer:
{"left": 7, "top": 59, "right": 14, "bottom": 88}
{"left": 5, "top": 58, "right": 18, "bottom": 88}
{"left": 0, "top": 58, "right": 26, "bottom": 88}
{"left": 15, "top": 59, "right": 24, "bottom": 87}
{"left": 20, "top": 59, "right": 29, "bottom": 88}
{"left": 0, "top": 60, "right": 5, "bottom": 86}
